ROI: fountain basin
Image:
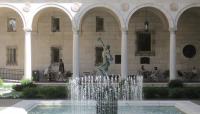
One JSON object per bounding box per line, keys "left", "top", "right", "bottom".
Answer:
{"left": 1, "top": 100, "right": 200, "bottom": 114}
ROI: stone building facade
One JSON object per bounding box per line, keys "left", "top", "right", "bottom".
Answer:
{"left": 0, "top": 0, "right": 200, "bottom": 81}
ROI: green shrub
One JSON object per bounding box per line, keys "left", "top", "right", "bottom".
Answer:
{"left": 143, "top": 87, "right": 158, "bottom": 99}
{"left": 143, "top": 87, "right": 169, "bottom": 99}
{"left": 169, "top": 88, "right": 185, "bottom": 99}
{"left": 156, "top": 87, "right": 169, "bottom": 99}
{"left": 184, "top": 87, "right": 200, "bottom": 99}
{"left": 0, "top": 78, "right": 3, "bottom": 86}
{"left": 22, "top": 87, "right": 39, "bottom": 99}
{"left": 20, "top": 79, "right": 32, "bottom": 85}
{"left": 20, "top": 79, "right": 37, "bottom": 88}
{"left": 168, "top": 80, "right": 183, "bottom": 88}
{"left": 39, "top": 86, "right": 67, "bottom": 99}
{"left": 12, "top": 79, "right": 37, "bottom": 91}
{"left": 12, "top": 84, "right": 24, "bottom": 91}
{"left": 22, "top": 86, "right": 67, "bottom": 99}
{"left": 143, "top": 87, "right": 200, "bottom": 100}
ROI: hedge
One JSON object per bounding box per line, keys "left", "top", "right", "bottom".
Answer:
{"left": 22, "top": 86, "right": 68, "bottom": 99}
{"left": 143, "top": 87, "right": 200, "bottom": 99}
{"left": 21, "top": 86, "right": 200, "bottom": 99}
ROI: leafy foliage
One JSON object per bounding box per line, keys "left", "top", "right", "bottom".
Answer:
{"left": 168, "top": 80, "right": 184, "bottom": 88}
{"left": 12, "top": 79, "right": 37, "bottom": 91}
{"left": 0, "top": 78, "right": 3, "bottom": 86}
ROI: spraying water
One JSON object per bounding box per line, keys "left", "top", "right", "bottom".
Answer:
{"left": 70, "top": 74, "right": 143, "bottom": 114}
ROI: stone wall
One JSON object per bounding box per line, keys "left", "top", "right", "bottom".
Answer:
{"left": 0, "top": 1, "right": 200, "bottom": 77}
{"left": 176, "top": 8, "right": 200, "bottom": 72}
{"left": 0, "top": 9, "right": 24, "bottom": 69}
{"left": 31, "top": 8, "right": 73, "bottom": 71}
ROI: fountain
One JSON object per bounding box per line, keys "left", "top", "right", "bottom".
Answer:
{"left": 70, "top": 75, "right": 143, "bottom": 114}
{"left": 70, "top": 38, "right": 143, "bottom": 114}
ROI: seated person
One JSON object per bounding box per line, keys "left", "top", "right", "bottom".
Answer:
{"left": 150, "top": 67, "right": 159, "bottom": 80}
{"left": 137, "top": 65, "right": 148, "bottom": 78}
{"left": 177, "top": 70, "right": 183, "bottom": 77}
{"left": 138, "top": 65, "right": 145, "bottom": 74}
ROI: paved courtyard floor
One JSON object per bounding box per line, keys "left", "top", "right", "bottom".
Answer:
{"left": 191, "top": 100, "right": 200, "bottom": 105}
{"left": 0, "top": 99, "right": 22, "bottom": 110}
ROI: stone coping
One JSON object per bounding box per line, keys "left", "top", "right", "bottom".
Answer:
{"left": 34, "top": 82, "right": 200, "bottom": 87}
{"left": 0, "top": 100, "right": 200, "bottom": 114}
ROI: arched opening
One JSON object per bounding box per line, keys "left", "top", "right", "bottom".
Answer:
{"left": 0, "top": 7, "right": 24, "bottom": 80}
{"left": 79, "top": 7, "right": 121, "bottom": 75}
{"left": 177, "top": 7, "right": 200, "bottom": 82}
{"left": 128, "top": 7, "right": 169, "bottom": 82}
{"left": 31, "top": 7, "right": 73, "bottom": 79}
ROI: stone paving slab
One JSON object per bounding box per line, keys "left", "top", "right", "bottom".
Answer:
{"left": 0, "top": 99, "right": 21, "bottom": 107}
{"left": 191, "top": 100, "right": 200, "bottom": 105}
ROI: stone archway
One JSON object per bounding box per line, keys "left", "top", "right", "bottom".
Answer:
{"left": 176, "top": 7, "right": 200, "bottom": 82}
{"left": 78, "top": 7, "right": 122, "bottom": 75}
{"left": 127, "top": 7, "right": 171, "bottom": 82}
{"left": 31, "top": 7, "right": 73, "bottom": 77}
{"left": 0, "top": 7, "right": 25, "bottom": 80}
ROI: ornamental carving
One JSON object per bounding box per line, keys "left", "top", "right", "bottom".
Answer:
{"left": 121, "top": 3, "right": 129, "bottom": 12}
{"left": 71, "top": 2, "right": 81, "bottom": 12}
{"left": 170, "top": 2, "right": 178, "bottom": 11}
{"left": 23, "top": 2, "right": 31, "bottom": 12}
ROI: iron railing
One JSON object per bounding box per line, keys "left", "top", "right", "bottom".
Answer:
{"left": 0, "top": 68, "right": 24, "bottom": 81}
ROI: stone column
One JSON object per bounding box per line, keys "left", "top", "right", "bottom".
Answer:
{"left": 72, "top": 28, "right": 80, "bottom": 78}
{"left": 169, "top": 28, "right": 177, "bottom": 80}
{"left": 121, "top": 28, "right": 128, "bottom": 79}
{"left": 24, "top": 28, "right": 32, "bottom": 80}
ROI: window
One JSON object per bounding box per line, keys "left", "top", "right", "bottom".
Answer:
{"left": 7, "top": 18, "right": 16, "bottom": 32}
{"left": 136, "top": 31, "right": 155, "bottom": 56}
{"left": 51, "top": 17, "right": 60, "bottom": 32}
{"left": 140, "top": 57, "right": 150, "bottom": 64}
{"left": 51, "top": 47, "right": 60, "bottom": 63}
{"left": 7, "top": 47, "right": 17, "bottom": 65}
{"left": 137, "top": 32, "right": 151, "bottom": 51}
{"left": 96, "top": 16, "right": 104, "bottom": 32}
{"left": 115, "top": 55, "right": 121, "bottom": 64}
{"left": 183, "top": 44, "right": 196, "bottom": 58}
{"left": 95, "top": 47, "right": 103, "bottom": 65}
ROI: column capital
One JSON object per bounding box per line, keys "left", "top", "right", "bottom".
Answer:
{"left": 169, "top": 27, "right": 177, "bottom": 32}
{"left": 24, "top": 27, "right": 32, "bottom": 32}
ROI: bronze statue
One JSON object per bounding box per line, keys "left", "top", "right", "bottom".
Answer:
{"left": 96, "top": 37, "right": 113, "bottom": 76}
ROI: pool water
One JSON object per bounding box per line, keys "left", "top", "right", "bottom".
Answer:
{"left": 28, "top": 105, "right": 184, "bottom": 114}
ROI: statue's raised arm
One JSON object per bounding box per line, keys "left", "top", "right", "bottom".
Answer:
{"left": 97, "top": 37, "right": 105, "bottom": 48}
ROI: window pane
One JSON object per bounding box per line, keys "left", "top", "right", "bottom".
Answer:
{"left": 11, "top": 49, "right": 14, "bottom": 64}
{"left": 115, "top": 55, "right": 121, "bottom": 64}
{"left": 96, "top": 16, "right": 104, "bottom": 32}
{"left": 95, "top": 47, "right": 103, "bottom": 65}
{"left": 8, "top": 18, "right": 16, "bottom": 32}
{"left": 140, "top": 57, "right": 150, "bottom": 64}
{"left": 13, "top": 49, "right": 16, "bottom": 64}
{"left": 137, "top": 32, "right": 151, "bottom": 51}
{"left": 52, "top": 17, "right": 60, "bottom": 32}
{"left": 9, "top": 49, "right": 12, "bottom": 64}
{"left": 7, "top": 47, "right": 17, "bottom": 65}
{"left": 51, "top": 47, "right": 60, "bottom": 63}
